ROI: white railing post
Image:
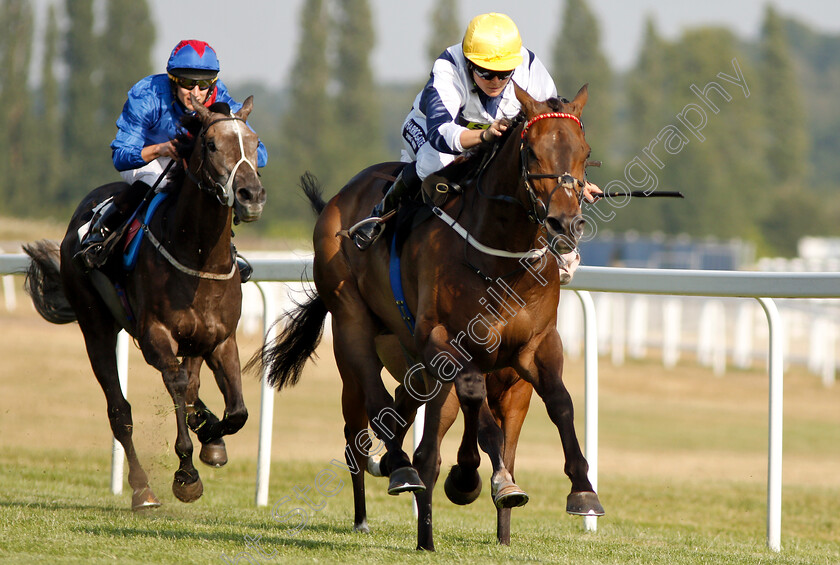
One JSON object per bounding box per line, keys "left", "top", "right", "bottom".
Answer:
{"left": 662, "top": 298, "right": 682, "bottom": 368}
{"left": 756, "top": 297, "right": 783, "bottom": 553}
{"left": 110, "top": 330, "right": 130, "bottom": 495}
{"left": 574, "top": 290, "right": 599, "bottom": 532}
{"left": 254, "top": 282, "right": 278, "bottom": 507}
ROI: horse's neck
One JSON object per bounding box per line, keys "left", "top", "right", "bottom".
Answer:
{"left": 166, "top": 181, "right": 232, "bottom": 265}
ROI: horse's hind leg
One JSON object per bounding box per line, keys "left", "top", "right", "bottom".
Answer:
{"left": 340, "top": 376, "right": 371, "bottom": 533}
{"left": 64, "top": 273, "right": 160, "bottom": 509}
{"left": 183, "top": 357, "right": 228, "bottom": 468}
{"left": 331, "top": 311, "right": 423, "bottom": 496}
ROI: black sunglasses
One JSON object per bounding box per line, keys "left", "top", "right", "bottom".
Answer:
{"left": 472, "top": 66, "right": 514, "bottom": 81}
{"left": 170, "top": 75, "right": 217, "bottom": 91}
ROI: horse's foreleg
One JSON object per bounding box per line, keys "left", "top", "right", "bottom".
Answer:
{"left": 527, "top": 331, "right": 604, "bottom": 517}
{"left": 490, "top": 377, "right": 533, "bottom": 545}
{"left": 143, "top": 330, "right": 202, "bottom": 503}
{"left": 183, "top": 357, "right": 228, "bottom": 468}
{"left": 413, "top": 379, "right": 456, "bottom": 551}
{"left": 203, "top": 337, "right": 248, "bottom": 440}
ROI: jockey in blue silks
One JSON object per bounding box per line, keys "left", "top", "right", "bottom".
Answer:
{"left": 77, "top": 39, "right": 267, "bottom": 277}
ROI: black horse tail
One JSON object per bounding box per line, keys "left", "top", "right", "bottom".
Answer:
{"left": 247, "top": 293, "right": 329, "bottom": 390}
{"left": 299, "top": 171, "right": 327, "bottom": 215}
{"left": 22, "top": 240, "right": 77, "bottom": 324}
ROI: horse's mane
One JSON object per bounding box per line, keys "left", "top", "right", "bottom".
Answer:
{"left": 167, "top": 102, "right": 233, "bottom": 187}
{"left": 435, "top": 96, "right": 570, "bottom": 183}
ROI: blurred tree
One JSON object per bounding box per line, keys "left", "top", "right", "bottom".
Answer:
{"left": 101, "top": 0, "right": 154, "bottom": 126}
{"left": 333, "top": 0, "right": 385, "bottom": 180}
{"left": 759, "top": 6, "right": 809, "bottom": 184}
{"left": 0, "top": 0, "right": 35, "bottom": 216}
{"left": 654, "top": 29, "right": 768, "bottom": 241}
{"left": 552, "top": 0, "right": 613, "bottom": 164}
{"left": 35, "top": 5, "right": 64, "bottom": 214}
{"left": 264, "top": 0, "right": 333, "bottom": 229}
{"left": 426, "top": 0, "right": 460, "bottom": 65}
{"left": 62, "top": 0, "right": 113, "bottom": 201}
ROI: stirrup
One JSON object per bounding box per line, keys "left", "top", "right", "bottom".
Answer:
{"left": 235, "top": 255, "right": 252, "bottom": 283}
{"left": 347, "top": 210, "right": 397, "bottom": 251}
{"left": 75, "top": 229, "right": 119, "bottom": 270}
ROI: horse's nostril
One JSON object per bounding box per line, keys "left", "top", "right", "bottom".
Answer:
{"left": 546, "top": 216, "right": 564, "bottom": 234}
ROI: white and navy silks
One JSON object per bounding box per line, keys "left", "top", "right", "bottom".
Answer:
{"left": 400, "top": 44, "right": 557, "bottom": 181}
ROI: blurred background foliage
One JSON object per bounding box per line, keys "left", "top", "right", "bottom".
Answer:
{"left": 0, "top": 0, "right": 837, "bottom": 256}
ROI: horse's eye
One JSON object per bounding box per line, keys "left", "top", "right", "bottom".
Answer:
{"left": 207, "top": 141, "right": 217, "bottom": 152}
{"left": 526, "top": 146, "right": 537, "bottom": 160}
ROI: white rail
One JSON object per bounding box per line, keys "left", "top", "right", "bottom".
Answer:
{"left": 5, "top": 253, "right": 840, "bottom": 552}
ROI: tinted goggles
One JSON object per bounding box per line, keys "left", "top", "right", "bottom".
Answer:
{"left": 472, "top": 66, "right": 514, "bottom": 81}
{"left": 169, "top": 75, "right": 217, "bottom": 91}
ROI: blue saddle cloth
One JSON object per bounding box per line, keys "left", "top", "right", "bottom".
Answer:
{"left": 122, "top": 192, "right": 169, "bottom": 271}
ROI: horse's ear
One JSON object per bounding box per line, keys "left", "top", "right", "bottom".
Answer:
{"left": 191, "top": 94, "right": 210, "bottom": 121}
{"left": 569, "top": 84, "right": 589, "bottom": 116}
{"left": 235, "top": 96, "right": 254, "bottom": 121}
{"left": 514, "top": 81, "right": 540, "bottom": 116}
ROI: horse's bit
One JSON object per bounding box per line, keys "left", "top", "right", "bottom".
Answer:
{"left": 519, "top": 112, "right": 587, "bottom": 224}
{"left": 187, "top": 114, "right": 258, "bottom": 206}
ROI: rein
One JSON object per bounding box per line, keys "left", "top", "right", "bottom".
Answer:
{"left": 441, "top": 110, "right": 586, "bottom": 265}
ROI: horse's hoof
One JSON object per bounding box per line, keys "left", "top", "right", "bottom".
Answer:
{"left": 566, "top": 491, "right": 605, "bottom": 516}
{"left": 172, "top": 476, "right": 204, "bottom": 503}
{"left": 366, "top": 454, "right": 384, "bottom": 477}
{"left": 353, "top": 520, "right": 370, "bottom": 534}
{"left": 199, "top": 440, "right": 228, "bottom": 468}
{"left": 492, "top": 483, "right": 529, "bottom": 509}
{"left": 387, "top": 466, "right": 425, "bottom": 495}
{"left": 131, "top": 486, "right": 161, "bottom": 511}
{"left": 444, "top": 465, "right": 482, "bottom": 505}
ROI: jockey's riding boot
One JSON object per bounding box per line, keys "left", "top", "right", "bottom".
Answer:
{"left": 74, "top": 181, "right": 153, "bottom": 271}
{"left": 75, "top": 202, "right": 124, "bottom": 270}
{"left": 352, "top": 164, "right": 418, "bottom": 251}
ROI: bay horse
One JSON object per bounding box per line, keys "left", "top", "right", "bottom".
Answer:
{"left": 23, "top": 95, "right": 265, "bottom": 509}
{"left": 259, "top": 84, "right": 602, "bottom": 549}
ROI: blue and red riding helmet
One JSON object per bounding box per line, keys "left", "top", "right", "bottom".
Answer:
{"left": 166, "top": 40, "right": 220, "bottom": 80}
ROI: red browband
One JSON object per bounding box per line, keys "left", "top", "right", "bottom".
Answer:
{"left": 521, "top": 112, "right": 582, "bottom": 138}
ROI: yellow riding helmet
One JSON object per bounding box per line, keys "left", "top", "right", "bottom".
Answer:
{"left": 462, "top": 13, "right": 523, "bottom": 71}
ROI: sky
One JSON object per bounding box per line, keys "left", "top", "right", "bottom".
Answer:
{"left": 31, "top": 0, "right": 840, "bottom": 88}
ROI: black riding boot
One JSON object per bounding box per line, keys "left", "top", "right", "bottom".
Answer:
{"left": 75, "top": 181, "right": 152, "bottom": 270}
{"left": 352, "top": 165, "right": 418, "bottom": 250}
{"left": 75, "top": 202, "right": 124, "bottom": 270}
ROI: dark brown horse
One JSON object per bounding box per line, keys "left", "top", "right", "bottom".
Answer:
{"left": 24, "top": 96, "right": 265, "bottom": 509}
{"left": 259, "top": 84, "right": 602, "bottom": 549}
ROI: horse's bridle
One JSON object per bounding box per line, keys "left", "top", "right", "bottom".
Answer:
{"left": 519, "top": 112, "right": 587, "bottom": 224}
{"left": 185, "top": 115, "right": 258, "bottom": 206}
